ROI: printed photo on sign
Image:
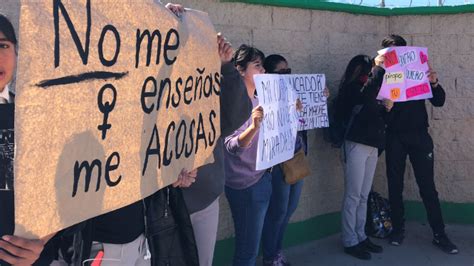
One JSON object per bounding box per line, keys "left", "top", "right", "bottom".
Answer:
{"left": 376, "top": 46, "right": 432, "bottom": 102}
{"left": 254, "top": 74, "right": 298, "bottom": 171}
{"left": 285, "top": 74, "right": 329, "bottom": 131}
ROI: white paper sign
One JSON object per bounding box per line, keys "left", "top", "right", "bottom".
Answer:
{"left": 254, "top": 74, "right": 298, "bottom": 171}
{"left": 285, "top": 74, "right": 329, "bottom": 131}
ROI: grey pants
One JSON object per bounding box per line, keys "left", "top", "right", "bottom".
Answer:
{"left": 190, "top": 197, "right": 220, "bottom": 266}
{"left": 341, "top": 140, "right": 378, "bottom": 247}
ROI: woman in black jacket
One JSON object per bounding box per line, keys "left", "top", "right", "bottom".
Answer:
{"left": 337, "top": 54, "right": 393, "bottom": 260}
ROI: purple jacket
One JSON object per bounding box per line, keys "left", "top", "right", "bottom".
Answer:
{"left": 224, "top": 97, "right": 266, "bottom": 190}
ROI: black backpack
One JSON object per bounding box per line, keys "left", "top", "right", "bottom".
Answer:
{"left": 365, "top": 191, "right": 393, "bottom": 238}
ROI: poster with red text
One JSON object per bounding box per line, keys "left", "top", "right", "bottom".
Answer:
{"left": 377, "top": 46, "right": 432, "bottom": 102}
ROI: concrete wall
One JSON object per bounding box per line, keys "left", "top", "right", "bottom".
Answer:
{"left": 178, "top": 2, "right": 474, "bottom": 240}
{"left": 179, "top": 2, "right": 474, "bottom": 240}
{"left": 2, "top": 0, "right": 473, "bottom": 241}
{"left": 177, "top": 0, "right": 390, "bottom": 240}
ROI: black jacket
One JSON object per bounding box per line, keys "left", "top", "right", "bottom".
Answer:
{"left": 385, "top": 84, "right": 445, "bottom": 133}
{"left": 339, "top": 66, "right": 387, "bottom": 149}
{"left": 144, "top": 187, "right": 199, "bottom": 266}
{"left": 52, "top": 186, "right": 198, "bottom": 266}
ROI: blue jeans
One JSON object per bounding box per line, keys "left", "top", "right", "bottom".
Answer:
{"left": 225, "top": 172, "right": 272, "bottom": 266}
{"left": 262, "top": 164, "right": 304, "bottom": 261}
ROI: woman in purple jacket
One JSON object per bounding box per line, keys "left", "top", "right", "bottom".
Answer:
{"left": 223, "top": 44, "right": 268, "bottom": 266}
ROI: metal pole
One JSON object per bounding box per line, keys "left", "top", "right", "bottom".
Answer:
{"left": 380, "top": 0, "right": 385, "bottom": 7}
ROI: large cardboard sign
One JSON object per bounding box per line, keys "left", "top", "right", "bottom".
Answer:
{"left": 254, "top": 74, "right": 298, "bottom": 171}
{"left": 15, "top": 0, "right": 220, "bottom": 238}
{"left": 377, "top": 46, "right": 432, "bottom": 102}
{"left": 286, "top": 74, "right": 328, "bottom": 131}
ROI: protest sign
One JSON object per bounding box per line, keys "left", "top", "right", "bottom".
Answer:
{"left": 254, "top": 74, "right": 298, "bottom": 171}
{"left": 286, "top": 74, "right": 328, "bottom": 131}
{"left": 377, "top": 46, "right": 432, "bottom": 102}
{"left": 14, "top": 0, "right": 220, "bottom": 238}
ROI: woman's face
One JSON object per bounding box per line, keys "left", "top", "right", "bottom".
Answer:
{"left": 242, "top": 57, "right": 265, "bottom": 87}
{"left": 273, "top": 60, "right": 290, "bottom": 74}
{"left": 0, "top": 31, "right": 16, "bottom": 91}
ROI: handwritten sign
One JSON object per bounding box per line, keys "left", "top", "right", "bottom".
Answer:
{"left": 254, "top": 74, "right": 298, "bottom": 171}
{"left": 286, "top": 74, "right": 328, "bottom": 131}
{"left": 377, "top": 47, "right": 432, "bottom": 102}
{"left": 14, "top": 1, "right": 220, "bottom": 238}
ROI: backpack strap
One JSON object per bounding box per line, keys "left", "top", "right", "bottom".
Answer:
{"left": 342, "top": 104, "right": 363, "bottom": 162}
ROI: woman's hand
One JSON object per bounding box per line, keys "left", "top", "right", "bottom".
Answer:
{"left": 323, "top": 86, "right": 330, "bottom": 98}
{"left": 382, "top": 98, "right": 394, "bottom": 112}
{"left": 165, "top": 3, "right": 185, "bottom": 17}
{"left": 427, "top": 62, "right": 439, "bottom": 87}
{"left": 0, "top": 233, "right": 54, "bottom": 265}
{"left": 173, "top": 168, "right": 198, "bottom": 188}
{"left": 217, "top": 33, "right": 233, "bottom": 64}
{"left": 296, "top": 98, "right": 303, "bottom": 112}
{"left": 374, "top": 54, "right": 385, "bottom": 67}
{"left": 251, "top": 106, "right": 264, "bottom": 129}
{"left": 237, "top": 106, "right": 264, "bottom": 147}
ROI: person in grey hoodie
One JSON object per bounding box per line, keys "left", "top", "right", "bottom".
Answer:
{"left": 181, "top": 36, "right": 252, "bottom": 266}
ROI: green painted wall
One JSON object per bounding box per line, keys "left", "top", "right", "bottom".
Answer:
{"left": 213, "top": 201, "right": 474, "bottom": 265}
{"left": 223, "top": 0, "right": 474, "bottom": 16}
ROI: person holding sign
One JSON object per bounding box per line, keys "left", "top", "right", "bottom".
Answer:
{"left": 223, "top": 44, "right": 270, "bottom": 266}
{"left": 336, "top": 54, "right": 393, "bottom": 260}
{"left": 48, "top": 3, "right": 201, "bottom": 266}
{"left": 0, "top": 14, "right": 60, "bottom": 266}
{"left": 181, "top": 33, "right": 253, "bottom": 266}
{"left": 381, "top": 35, "right": 458, "bottom": 254}
{"left": 260, "top": 54, "right": 305, "bottom": 266}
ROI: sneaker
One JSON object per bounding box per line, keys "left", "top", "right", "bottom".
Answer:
{"left": 389, "top": 230, "right": 405, "bottom": 246}
{"left": 344, "top": 243, "right": 371, "bottom": 260}
{"left": 262, "top": 258, "right": 281, "bottom": 266}
{"left": 361, "top": 238, "right": 383, "bottom": 253}
{"left": 276, "top": 251, "right": 291, "bottom": 266}
{"left": 433, "top": 233, "right": 459, "bottom": 254}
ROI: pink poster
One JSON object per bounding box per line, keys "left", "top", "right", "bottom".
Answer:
{"left": 376, "top": 46, "right": 432, "bottom": 102}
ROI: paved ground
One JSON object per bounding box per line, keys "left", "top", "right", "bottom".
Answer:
{"left": 259, "top": 222, "right": 474, "bottom": 266}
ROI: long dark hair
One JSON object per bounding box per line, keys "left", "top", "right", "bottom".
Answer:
{"left": 263, "top": 54, "right": 287, "bottom": 73}
{"left": 0, "top": 14, "right": 17, "bottom": 46}
{"left": 338, "top": 55, "right": 372, "bottom": 97}
{"left": 334, "top": 55, "right": 372, "bottom": 122}
{"left": 232, "top": 44, "right": 265, "bottom": 71}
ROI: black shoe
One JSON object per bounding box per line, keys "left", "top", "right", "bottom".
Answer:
{"left": 389, "top": 230, "right": 405, "bottom": 246}
{"left": 361, "top": 238, "right": 383, "bottom": 253}
{"left": 433, "top": 233, "right": 459, "bottom": 254}
{"left": 344, "top": 243, "right": 371, "bottom": 260}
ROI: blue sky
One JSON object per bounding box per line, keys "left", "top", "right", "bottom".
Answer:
{"left": 329, "top": 0, "right": 471, "bottom": 7}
